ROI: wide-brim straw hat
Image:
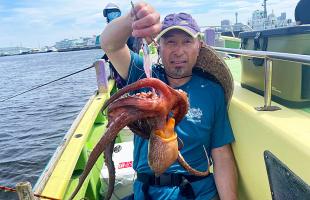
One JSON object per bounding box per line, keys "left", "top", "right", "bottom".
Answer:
{"left": 194, "top": 44, "right": 234, "bottom": 106}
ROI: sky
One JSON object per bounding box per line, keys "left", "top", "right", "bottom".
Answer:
{"left": 0, "top": 0, "right": 299, "bottom": 48}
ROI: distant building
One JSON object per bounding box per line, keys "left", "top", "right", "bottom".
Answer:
{"left": 86, "top": 36, "right": 97, "bottom": 47}
{"left": 278, "top": 12, "right": 286, "bottom": 21}
{"left": 249, "top": 10, "right": 266, "bottom": 30}
{"left": 219, "top": 19, "right": 249, "bottom": 34}
{"left": 0, "top": 47, "right": 31, "bottom": 56}
{"left": 95, "top": 35, "right": 101, "bottom": 47}
{"left": 232, "top": 22, "right": 246, "bottom": 31}
{"left": 248, "top": 10, "right": 294, "bottom": 30}
{"left": 74, "top": 38, "right": 84, "bottom": 47}
{"left": 54, "top": 36, "right": 98, "bottom": 50}
{"left": 55, "top": 39, "right": 74, "bottom": 49}
{"left": 221, "top": 20, "right": 231, "bottom": 31}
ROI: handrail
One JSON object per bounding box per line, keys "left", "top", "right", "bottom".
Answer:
{"left": 214, "top": 47, "right": 310, "bottom": 65}
{"left": 213, "top": 47, "right": 310, "bottom": 111}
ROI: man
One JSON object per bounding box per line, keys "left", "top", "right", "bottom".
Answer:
{"left": 295, "top": 0, "right": 310, "bottom": 25}
{"left": 101, "top": 2, "right": 237, "bottom": 200}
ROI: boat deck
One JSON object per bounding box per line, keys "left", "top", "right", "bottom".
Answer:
{"left": 224, "top": 57, "right": 310, "bottom": 114}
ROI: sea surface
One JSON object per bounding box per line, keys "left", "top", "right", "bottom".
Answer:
{"left": 0, "top": 49, "right": 104, "bottom": 199}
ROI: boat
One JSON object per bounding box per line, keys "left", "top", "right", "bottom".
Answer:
{"left": 33, "top": 30, "right": 310, "bottom": 200}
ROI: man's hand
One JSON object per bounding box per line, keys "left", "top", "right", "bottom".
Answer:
{"left": 131, "top": 2, "right": 161, "bottom": 38}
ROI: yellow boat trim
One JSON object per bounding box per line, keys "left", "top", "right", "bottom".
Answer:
{"left": 40, "top": 81, "right": 114, "bottom": 199}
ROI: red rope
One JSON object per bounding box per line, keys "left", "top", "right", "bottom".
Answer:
{"left": 0, "top": 185, "right": 60, "bottom": 200}
{"left": 0, "top": 185, "right": 16, "bottom": 192}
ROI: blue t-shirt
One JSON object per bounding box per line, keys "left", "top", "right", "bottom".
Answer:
{"left": 126, "top": 51, "right": 235, "bottom": 200}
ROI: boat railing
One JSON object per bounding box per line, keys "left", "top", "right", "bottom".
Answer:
{"left": 213, "top": 47, "right": 310, "bottom": 111}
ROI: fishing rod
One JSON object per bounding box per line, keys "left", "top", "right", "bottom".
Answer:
{"left": 0, "top": 64, "right": 95, "bottom": 103}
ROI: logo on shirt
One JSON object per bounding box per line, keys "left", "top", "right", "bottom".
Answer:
{"left": 186, "top": 107, "right": 203, "bottom": 123}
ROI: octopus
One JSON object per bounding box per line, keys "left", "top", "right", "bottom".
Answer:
{"left": 69, "top": 78, "right": 210, "bottom": 200}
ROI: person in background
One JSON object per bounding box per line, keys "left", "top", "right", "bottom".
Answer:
{"left": 101, "top": 2, "right": 238, "bottom": 200}
{"left": 295, "top": 0, "right": 310, "bottom": 25}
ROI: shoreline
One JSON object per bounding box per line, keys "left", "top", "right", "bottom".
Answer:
{"left": 0, "top": 46, "right": 101, "bottom": 57}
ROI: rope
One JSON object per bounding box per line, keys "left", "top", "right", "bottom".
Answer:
{"left": 0, "top": 64, "right": 95, "bottom": 103}
{"left": 0, "top": 185, "right": 60, "bottom": 200}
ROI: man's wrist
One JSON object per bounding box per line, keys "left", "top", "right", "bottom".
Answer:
{"left": 124, "top": 12, "right": 134, "bottom": 34}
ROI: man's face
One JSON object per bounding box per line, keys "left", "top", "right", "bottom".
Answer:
{"left": 159, "top": 29, "right": 201, "bottom": 78}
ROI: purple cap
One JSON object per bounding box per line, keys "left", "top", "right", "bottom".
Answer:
{"left": 157, "top": 13, "right": 201, "bottom": 39}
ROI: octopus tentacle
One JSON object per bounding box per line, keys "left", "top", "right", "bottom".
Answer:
{"left": 69, "top": 112, "right": 132, "bottom": 200}
{"left": 101, "top": 78, "right": 173, "bottom": 112}
{"left": 108, "top": 95, "right": 161, "bottom": 113}
{"left": 177, "top": 152, "right": 210, "bottom": 176}
{"left": 69, "top": 108, "right": 159, "bottom": 200}
{"left": 171, "top": 93, "right": 189, "bottom": 125}
{"left": 103, "top": 138, "right": 116, "bottom": 200}
{"left": 127, "top": 120, "right": 152, "bottom": 139}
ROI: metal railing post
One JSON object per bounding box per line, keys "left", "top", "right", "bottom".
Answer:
{"left": 265, "top": 58, "right": 273, "bottom": 107}
{"left": 255, "top": 58, "right": 280, "bottom": 111}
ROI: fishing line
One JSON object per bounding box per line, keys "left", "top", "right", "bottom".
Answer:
{"left": 126, "top": 53, "right": 149, "bottom": 86}
{"left": 127, "top": 54, "right": 161, "bottom": 88}
{"left": 0, "top": 64, "right": 95, "bottom": 103}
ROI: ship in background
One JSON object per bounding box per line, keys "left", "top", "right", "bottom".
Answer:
{"left": 247, "top": 0, "right": 294, "bottom": 31}
{"left": 218, "top": 0, "right": 295, "bottom": 37}
{"left": 202, "top": 0, "right": 297, "bottom": 49}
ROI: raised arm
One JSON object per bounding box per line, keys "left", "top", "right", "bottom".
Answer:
{"left": 100, "top": 2, "right": 161, "bottom": 80}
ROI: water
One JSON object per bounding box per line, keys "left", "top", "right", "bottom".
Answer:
{"left": 0, "top": 49, "right": 103, "bottom": 199}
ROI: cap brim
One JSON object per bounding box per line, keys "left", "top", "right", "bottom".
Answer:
{"left": 156, "top": 26, "right": 200, "bottom": 41}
